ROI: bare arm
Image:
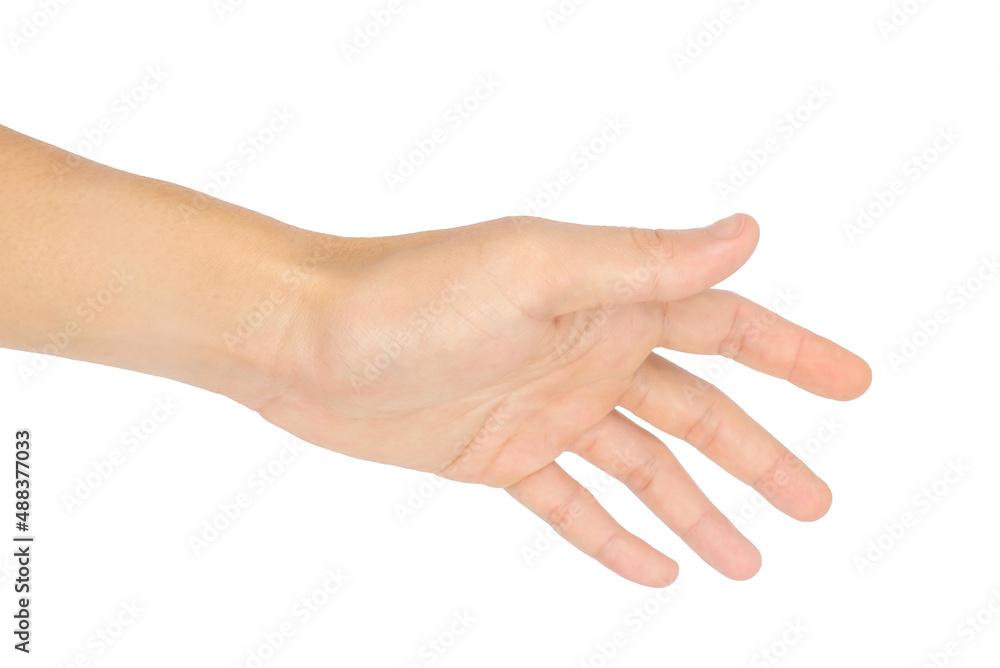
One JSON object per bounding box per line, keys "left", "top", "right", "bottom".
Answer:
{"left": 0, "top": 123, "right": 872, "bottom": 586}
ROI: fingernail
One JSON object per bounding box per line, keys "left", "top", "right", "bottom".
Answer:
{"left": 708, "top": 214, "right": 745, "bottom": 240}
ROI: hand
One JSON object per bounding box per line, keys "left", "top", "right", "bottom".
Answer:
{"left": 251, "top": 213, "right": 872, "bottom": 587}
{"left": 0, "top": 126, "right": 869, "bottom": 586}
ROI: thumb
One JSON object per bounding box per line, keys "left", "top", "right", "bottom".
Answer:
{"left": 514, "top": 213, "right": 760, "bottom": 316}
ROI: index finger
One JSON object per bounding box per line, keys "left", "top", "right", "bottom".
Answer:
{"left": 659, "top": 289, "right": 872, "bottom": 401}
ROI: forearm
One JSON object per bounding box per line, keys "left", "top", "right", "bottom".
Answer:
{"left": 0, "top": 124, "right": 332, "bottom": 407}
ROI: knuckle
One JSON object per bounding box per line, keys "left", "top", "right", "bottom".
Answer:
{"left": 593, "top": 530, "right": 624, "bottom": 564}
{"left": 684, "top": 398, "right": 724, "bottom": 452}
{"left": 719, "top": 300, "right": 749, "bottom": 360}
{"left": 624, "top": 367, "right": 656, "bottom": 412}
{"left": 491, "top": 215, "right": 543, "bottom": 235}
{"left": 720, "top": 328, "right": 749, "bottom": 362}
{"left": 476, "top": 216, "right": 547, "bottom": 263}
{"left": 679, "top": 507, "right": 713, "bottom": 541}
{"left": 476, "top": 216, "right": 554, "bottom": 316}
{"left": 622, "top": 450, "right": 660, "bottom": 496}
{"left": 754, "top": 450, "right": 796, "bottom": 497}
{"left": 546, "top": 486, "right": 594, "bottom": 533}
{"left": 628, "top": 226, "right": 678, "bottom": 263}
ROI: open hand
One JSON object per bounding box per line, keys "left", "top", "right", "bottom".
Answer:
{"left": 252, "top": 213, "right": 872, "bottom": 586}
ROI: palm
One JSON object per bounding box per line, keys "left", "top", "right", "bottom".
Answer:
{"left": 259, "top": 269, "right": 656, "bottom": 481}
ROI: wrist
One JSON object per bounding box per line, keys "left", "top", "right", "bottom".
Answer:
{"left": 204, "top": 222, "right": 349, "bottom": 412}
{"left": 144, "top": 204, "right": 348, "bottom": 411}
{"left": 67, "top": 170, "right": 348, "bottom": 410}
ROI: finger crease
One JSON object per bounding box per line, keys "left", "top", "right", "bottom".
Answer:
{"left": 684, "top": 399, "right": 723, "bottom": 453}
{"left": 719, "top": 299, "right": 747, "bottom": 361}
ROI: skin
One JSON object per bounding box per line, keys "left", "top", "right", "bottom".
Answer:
{"left": 0, "top": 124, "right": 871, "bottom": 587}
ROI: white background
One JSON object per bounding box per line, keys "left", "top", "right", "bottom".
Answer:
{"left": 2, "top": 0, "right": 999, "bottom": 666}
